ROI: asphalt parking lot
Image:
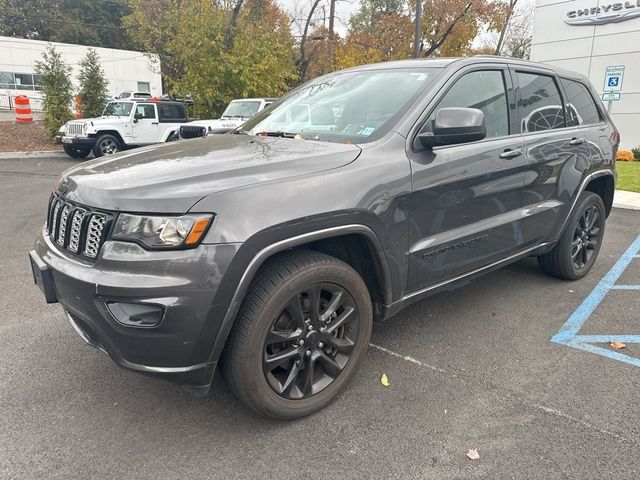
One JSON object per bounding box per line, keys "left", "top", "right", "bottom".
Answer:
{"left": 1, "top": 157, "right": 639, "bottom": 479}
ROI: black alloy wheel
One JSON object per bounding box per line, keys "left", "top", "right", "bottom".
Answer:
{"left": 263, "top": 283, "right": 359, "bottom": 399}
{"left": 538, "top": 191, "right": 606, "bottom": 280}
{"left": 222, "top": 250, "right": 373, "bottom": 420}
{"left": 571, "top": 204, "right": 602, "bottom": 270}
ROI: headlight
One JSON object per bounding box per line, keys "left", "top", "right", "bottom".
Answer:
{"left": 112, "top": 213, "right": 213, "bottom": 249}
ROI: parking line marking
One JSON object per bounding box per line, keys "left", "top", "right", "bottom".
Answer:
{"left": 551, "top": 234, "right": 640, "bottom": 366}
{"left": 369, "top": 343, "right": 448, "bottom": 373}
{"left": 575, "top": 335, "right": 640, "bottom": 343}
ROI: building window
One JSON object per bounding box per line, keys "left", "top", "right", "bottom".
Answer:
{"left": 137, "top": 81, "right": 150, "bottom": 93}
{"left": 0, "top": 72, "right": 15, "bottom": 89}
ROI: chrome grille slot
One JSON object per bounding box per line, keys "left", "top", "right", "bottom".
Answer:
{"left": 67, "top": 208, "right": 86, "bottom": 253}
{"left": 56, "top": 204, "right": 71, "bottom": 245}
{"left": 46, "top": 194, "right": 110, "bottom": 260}
{"left": 83, "top": 214, "right": 107, "bottom": 258}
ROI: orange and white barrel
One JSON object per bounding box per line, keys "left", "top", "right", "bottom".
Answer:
{"left": 73, "top": 96, "right": 83, "bottom": 119}
{"left": 15, "top": 96, "right": 33, "bottom": 124}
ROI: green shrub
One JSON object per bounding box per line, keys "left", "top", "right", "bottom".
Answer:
{"left": 35, "top": 46, "right": 74, "bottom": 139}
{"left": 77, "top": 49, "right": 110, "bottom": 118}
{"left": 631, "top": 147, "right": 640, "bottom": 162}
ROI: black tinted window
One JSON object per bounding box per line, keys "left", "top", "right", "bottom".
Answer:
{"left": 158, "top": 103, "right": 185, "bottom": 121}
{"left": 431, "top": 70, "right": 509, "bottom": 139}
{"left": 561, "top": 79, "right": 601, "bottom": 126}
{"left": 517, "top": 72, "right": 565, "bottom": 133}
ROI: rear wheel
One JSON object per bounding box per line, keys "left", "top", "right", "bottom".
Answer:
{"left": 538, "top": 191, "right": 606, "bottom": 280}
{"left": 222, "top": 251, "right": 372, "bottom": 420}
{"left": 63, "top": 144, "right": 91, "bottom": 159}
{"left": 92, "top": 134, "right": 122, "bottom": 157}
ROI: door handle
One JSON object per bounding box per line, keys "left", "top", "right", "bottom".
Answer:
{"left": 499, "top": 148, "right": 522, "bottom": 159}
{"left": 569, "top": 137, "right": 584, "bottom": 146}
{"left": 151, "top": 121, "right": 159, "bottom": 125}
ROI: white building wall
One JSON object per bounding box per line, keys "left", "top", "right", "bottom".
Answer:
{"left": 0, "top": 36, "right": 162, "bottom": 108}
{"left": 531, "top": 0, "right": 640, "bottom": 149}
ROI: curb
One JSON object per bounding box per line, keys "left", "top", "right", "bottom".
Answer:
{"left": 613, "top": 190, "right": 640, "bottom": 211}
{"left": 0, "top": 150, "right": 66, "bottom": 160}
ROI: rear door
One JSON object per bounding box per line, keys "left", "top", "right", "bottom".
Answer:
{"left": 407, "top": 64, "right": 528, "bottom": 292}
{"left": 515, "top": 69, "right": 595, "bottom": 245}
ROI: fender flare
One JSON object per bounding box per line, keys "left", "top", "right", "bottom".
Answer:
{"left": 206, "top": 224, "right": 392, "bottom": 364}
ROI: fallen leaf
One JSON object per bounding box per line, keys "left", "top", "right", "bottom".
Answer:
{"left": 466, "top": 449, "right": 480, "bottom": 461}
{"left": 380, "top": 373, "right": 389, "bottom": 387}
{"left": 610, "top": 341, "right": 626, "bottom": 349}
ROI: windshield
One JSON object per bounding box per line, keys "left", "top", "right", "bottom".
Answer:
{"left": 240, "top": 68, "right": 439, "bottom": 143}
{"left": 222, "top": 101, "right": 261, "bottom": 119}
{"left": 103, "top": 102, "right": 133, "bottom": 117}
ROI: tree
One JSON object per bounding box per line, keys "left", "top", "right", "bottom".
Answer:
{"left": 77, "top": 48, "right": 109, "bottom": 118}
{"left": 34, "top": 46, "right": 74, "bottom": 138}
{"left": 479, "top": 0, "right": 533, "bottom": 59}
{"left": 0, "top": 0, "right": 135, "bottom": 49}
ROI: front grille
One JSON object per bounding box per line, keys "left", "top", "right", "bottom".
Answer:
{"left": 179, "top": 125, "right": 207, "bottom": 139}
{"left": 47, "top": 194, "right": 111, "bottom": 259}
{"left": 66, "top": 123, "right": 84, "bottom": 135}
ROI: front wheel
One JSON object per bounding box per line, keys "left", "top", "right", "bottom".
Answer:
{"left": 538, "top": 191, "right": 606, "bottom": 280}
{"left": 222, "top": 251, "right": 373, "bottom": 420}
{"left": 92, "top": 134, "right": 122, "bottom": 157}
{"left": 63, "top": 144, "right": 92, "bottom": 159}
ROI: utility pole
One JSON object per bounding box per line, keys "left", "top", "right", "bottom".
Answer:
{"left": 328, "top": 0, "right": 336, "bottom": 39}
{"left": 414, "top": 0, "right": 422, "bottom": 58}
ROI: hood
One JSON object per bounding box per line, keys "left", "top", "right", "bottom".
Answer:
{"left": 65, "top": 116, "right": 129, "bottom": 130}
{"left": 57, "top": 135, "right": 361, "bottom": 213}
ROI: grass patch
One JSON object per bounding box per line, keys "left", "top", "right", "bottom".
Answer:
{"left": 616, "top": 161, "right": 640, "bottom": 193}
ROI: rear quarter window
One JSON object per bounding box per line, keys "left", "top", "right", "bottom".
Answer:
{"left": 158, "top": 104, "right": 186, "bottom": 122}
{"left": 560, "top": 79, "right": 601, "bottom": 126}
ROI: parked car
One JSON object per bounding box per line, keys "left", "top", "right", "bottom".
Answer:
{"left": 56, "top": 100, "right": 188, "bottom": 158}
{"left": 115, "top": 91, "right": 152, "bottom": 100}
{"left": 32, "top": 57, "right": 617, "bottom": 419}
{"left": 179, "top": 97, "right": 276, "bottom": 139}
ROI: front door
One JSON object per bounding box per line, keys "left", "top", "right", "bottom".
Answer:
{"left": 132, "top": 103, "right": 159, "bottom": 144}
{"left": 407, "top": 66, "right": 528, "bottom": 292}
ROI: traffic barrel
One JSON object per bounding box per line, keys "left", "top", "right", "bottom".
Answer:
{"left": 74, "top": 96, "right": 83, "bottom": 119}
{"left": 15, "top": 95, "right": 33, "bottom": 124}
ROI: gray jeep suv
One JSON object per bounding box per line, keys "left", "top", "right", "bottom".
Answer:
{"left": 30, "top": 57, "right": 617, "bottom": 419}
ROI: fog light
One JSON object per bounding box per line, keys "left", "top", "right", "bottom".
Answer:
{"left": 106, "top": 302, "right": 164, "bottom": 327}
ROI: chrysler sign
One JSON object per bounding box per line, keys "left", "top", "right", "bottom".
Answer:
{"left": 566, "top": 2, "right": 640, "bottom": 25}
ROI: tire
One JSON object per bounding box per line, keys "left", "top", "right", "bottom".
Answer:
{"left": 538, "top": 191, "right": 606, "bottom": 280}
{"left": 92, "top": 134, "right": 122, "bottom": 157}
{"left": 63, "top": 144, "right": 92, "bottom": 159}
{"left": 222, "top": 250, "right": 373, "bottom": 420}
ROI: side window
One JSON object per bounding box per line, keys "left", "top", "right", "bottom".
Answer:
{"left": 158, "top": 103, "right": 185, "bottom": 122}
{"left": 560, "top": 79, "right": 601, "bottom": 126}
{"left": 429, "top": 70, "right": 509, "bottom": 139}
{"left": 516, "top": 72, "right": 565, "bottom": 133}
{"left": 135, "top": 104, "right": 156, "bottom": 119}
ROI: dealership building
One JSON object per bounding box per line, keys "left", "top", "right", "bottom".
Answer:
{"left": 0, "top": 36, "right": 162, "bottom": 110}
{"left": 531, "top": 0, "right": 640, "bottom": 149}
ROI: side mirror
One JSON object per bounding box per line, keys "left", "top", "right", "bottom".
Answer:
{"left": 133, "top": 112, "right": 143, "bottom": 121}
{"left": 418, "top": 107, "right": 486, "bottom": 149}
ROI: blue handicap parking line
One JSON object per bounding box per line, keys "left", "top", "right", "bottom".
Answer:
{"left": 551, "top": 234, "right": 640, "bottom": 367}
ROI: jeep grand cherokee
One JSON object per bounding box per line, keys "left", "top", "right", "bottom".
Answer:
{"left": 31, "top": 57, "right": 617, "bottom": 419}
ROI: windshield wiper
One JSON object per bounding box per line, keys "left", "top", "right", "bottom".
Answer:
{"left": 258, "top": 131, "right": 299, "bottom": 138}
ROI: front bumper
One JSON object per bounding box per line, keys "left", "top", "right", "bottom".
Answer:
{"left": 56, "top": 135, "right": 96, "bottom": 146}
{"left": 31, "top": 228, "right": 242, "bottom": 391}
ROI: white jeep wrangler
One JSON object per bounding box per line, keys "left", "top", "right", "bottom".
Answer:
{"left": 57, "top": 100, "right": 188, "bottom": 159}
{"left": 179, "top": 98, "right": 275, "bottom": 139}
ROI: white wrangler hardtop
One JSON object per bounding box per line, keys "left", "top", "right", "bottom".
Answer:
{"left": 57, "top": 99, "right": 188, "bottom": 159}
